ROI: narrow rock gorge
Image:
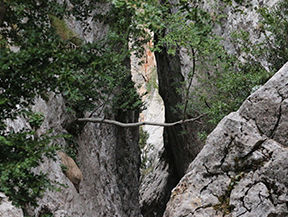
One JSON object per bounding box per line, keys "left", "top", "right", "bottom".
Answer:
{"left": 1, "top": 0, "right": 288, "bottom": 217}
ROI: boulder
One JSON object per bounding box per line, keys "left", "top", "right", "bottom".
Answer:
{"left": 58, "top": 151, "right": 83, "bottom": 193}
{"left": 164, "top": 62, "right": 288, "bottom": 216}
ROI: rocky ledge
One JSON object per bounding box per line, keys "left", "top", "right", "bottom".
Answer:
{"left": 164, "top": 62, "right": 288, "bottom": 216}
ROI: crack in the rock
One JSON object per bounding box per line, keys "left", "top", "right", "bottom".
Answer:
{"left": 240, "top": 114, "right": 264, "bottom": 136}
{"left": 253, "top": 118, "right": 264, "bottom": 135}
{"left": 203, "top": 163, "right": 223, "bottom": 178}
{"left": 242, "top": 200, "right": 251, "bottom": 213}
{"left": 219, "top": 137, "right": 235, "bottom": 168}
{"left": 238, "top": 210, "right": 248, "bottom": 216}
{"left": 241, "top": 114, "right": 250, "bottom": 122}
{"left": 192, "top": 203, "right": 214, "bottom": 214}
{"left": 241, "top": 179, "right": 279, "bottom": 211}
{"left": 277, "top": 86, "right": 286, "bottom": 100}
{"left": 260, "top": 179, "right": 276, "bottom": 206}
{"left": 270, "top": 100, "right": 283, "bottom": 139}
{"left": 199, "top": 179, "right": 213, "bottom": 194}
{"left": 211, "top": 172, "right": 247, "bottom": 216}
{"left": 244, "top": 139, "right": 266, "bottom": 159}
{"left": 203, "top": 137, "right": 234, "bottom": 178}
{"left": 211, "top": 191, "right": 219, "bottom": 199}
{"left": 240, "top": 184, "right": 254, "bottom": 212}
{"left": 240, "top": 122, "right": 243, "bottom": 133}
{"left": 233, "top": 139, "right": 269, "bottom": 176}
{"left": 203, "top": 163, "right": 213, "bottom": 176}
{"left": 261, "top": 145, "right": 273, "bottom": 160}
{"left": 258, "top": 190, "right": 265, "bottom": 204}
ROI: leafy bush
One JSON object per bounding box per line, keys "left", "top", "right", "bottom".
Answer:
{"left": 0, "top": 130, "right": 60, "bottom": 209}
{"left": 0, "top": 0, "right": 143, "bottom": 212}
{"left": 139, "top": 126, "right": 154, "bottom": 170}
{"left": 26, "top": 111, "right": 45, "bottom": 129}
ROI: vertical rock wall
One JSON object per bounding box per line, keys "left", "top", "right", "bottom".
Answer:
{"left": 131, "top": 39, "right": 165, "bottom": 166}
{"left": 140, "top": 35, "right": 204, "bottom": 217}
{"left": 2, "top": 2, "right": 141, "bottom": 216}
{"left": 76, "top": 110, "right": 140, "bottom": 216}
{"left": 205, "top": 0, "right": 279, "bottom": 56}
{"left": 140, "top": 0, "right": 282, "bottom": 216}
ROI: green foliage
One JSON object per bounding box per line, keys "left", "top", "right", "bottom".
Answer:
{"left": 0, "top": 130, "right": 60, "bottom": 209}
{"left": 154, "top": 1, "right": 217, "bottom": 56}
{"left": 108, "top": 0, "right": 272, "bottom": 135}
{"left": 213, "top": 172, "right": 244, "bottom": 214}
{"left": 198, "top": 59, "right": 271, "bottom": 127}
{"left": 196, "top": 0, "right": 288, "bottom": 135}
{"left": 146, "top": 67, "right": 158, "bottom": 93}
{"left": 38, "top": 205, "right": 54, "bottom": 217}
{"left": 257, "top": 0, "right": 288, "bottom": 71}
{"left": 223, "top": 0, "right": 241, "bottom": 4}
{"left": 198, "top": 131, "right": 208, "bottom": 142}
{"left": 26, "top": 111, "right": 45, "bottom": 129}
{"left": 60, "top": 164, "right": 68, "bottom": 173}
{"left": 1, "top": 0, "right": 287, "bottom": 212}
{"left": 0, "top": 0, "right": 143, "bottom": 120}
{"left": 64, "top": 135, "right": 79, "bottom": 163}
{"left": 0, "top": 0, "right": 143, "bottom": 212}
{"left": 0, "top": 1, "right": 76, "bottom": 209}
{"left": 139, "top": 126, "right": 149, "bottom": 150}
{"left": 139, "top": 126, "right": 154, "bottom": 170}
{"left": 154, "top": 0, "right": 287, "bottom": 137}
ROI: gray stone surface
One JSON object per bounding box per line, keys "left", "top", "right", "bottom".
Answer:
{"left": 131, "top": 41, "right": 165, "bottom": 168}
{"left": 140, "top": 149, "right": 179, "bottom": 217}
{"left": 3, "top": 1, "right": 141, "bottom": 216}
{"left": 0, "top": 193, "right": 24, "bottom": 217}
{"left": 204, "top": 0, "right": 279, "bottom": 57}
{"left": 6, "top": 88, "right": 140, "bottom": 217}
{"left": 141, "top": 1, "right": 283, "bottom": 216}
{"left": 164, "top": 62, "right": 288, "bottom": 216}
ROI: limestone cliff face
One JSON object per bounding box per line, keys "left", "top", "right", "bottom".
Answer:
{"left": 140, "top": 0, "right": 282, "bottom": 216}
{"left": 205, "top": 0, "right": 279, "bottom": 56}
{"left": 76, "top": 109, "right": 140, "bottom": 216}
{"left": 4, "top": 91, "right": 141, "bottom": 216}
{"left": 131, "top": 39, "right": 165, "bottom": 167}
{"left": 3, "top": 0, "right": 287, "bottom": 216}
{"left": 1, "top": 3, "right": 141, "bottom": 216}
{"left": 140, "top": 44, "right": 204, "bottom": 217}
{"left": 164, "top": 62, "right": 288, "bottom": 217}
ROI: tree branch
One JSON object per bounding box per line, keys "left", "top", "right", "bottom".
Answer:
{"left": 182, "top": 47, "right": 196, "bottom": 121}
{"left": 76, "top": 113, "right": 206, "bottom": 128}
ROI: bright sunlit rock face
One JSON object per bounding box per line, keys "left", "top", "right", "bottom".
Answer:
{"left": 131, "top": 38, "right": 165, "bottom": 168}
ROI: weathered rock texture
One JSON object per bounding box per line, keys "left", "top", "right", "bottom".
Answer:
{"left": 131, "top": 39, "right": 165, "bottom": 165}
{"left": 164, "top": 62, "right": 288, "bottom": 216}
{"left": 140, "top": 1, "right": 282, "bottom": 216}
{"left": 76, "top": 110, "right": 140, "bottom": 217}
{"left": 206, "top": 0, "right": 279, "bottom": 58}
{"left": 0, "top": 193, "right": 23, "bottom": 217}
{"left": 7, "top": 85, "right": 140, "bottom": 217}
{"left": 3, "top": 3, "right": 141, "bottom": 216}
{"left": 58, "top": 151, "right": 83, "bottom": 193}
